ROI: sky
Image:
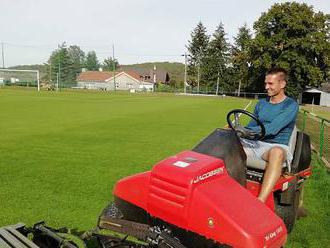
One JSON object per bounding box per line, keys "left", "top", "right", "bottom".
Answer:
{"left": 1, "top": 0, "right": 329, "bottom": 67}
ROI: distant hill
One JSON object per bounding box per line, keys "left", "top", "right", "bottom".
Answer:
{"left": 120, "top": 62, "right": 185, "bottom": 84}
{"left": 9, "top": 64, "right": 47, "bottom": 72}
{"left": 8, "top": 64, "right": 48, "bottom": 80}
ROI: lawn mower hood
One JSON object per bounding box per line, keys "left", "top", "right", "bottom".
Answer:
{"left": 114, "top": 150, "right": 287, "bottom": 248}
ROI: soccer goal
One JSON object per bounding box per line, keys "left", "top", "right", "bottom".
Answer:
{"left": 0, "top": 69, "right": 40, "bottom": 91}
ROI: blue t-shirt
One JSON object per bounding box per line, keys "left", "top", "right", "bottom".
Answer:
{"left": 246, "top": 97, "right": 299, "bottom": 145}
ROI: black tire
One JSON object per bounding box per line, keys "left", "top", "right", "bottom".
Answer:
{"left": 275, "top": 189, "right": 300, "bottom": 233}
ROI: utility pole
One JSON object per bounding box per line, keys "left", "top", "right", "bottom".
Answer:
{"left": 216, "top": 71, "right": 220, "bottom": 95}
{"left": 58, "top": 59, "right": 61, "bottom": 91}
{"left": 238, "top": 79, "right": 241, "bottom": 97}
{"left": 49, "top": 60, "right": 52, "bottom": 83}
{"left": 57, "top": 44, "right": 61, "bottom": 91}
{"left": 197, "top": 59, "right": 200, "bottom": 94}
{"left": 182, "top": 53, "right": 187, "bottom": 94}
{"left": 56, "top": 73, "right": 59, "bottom": 91}
{"left": 197, "top": 47, "right": 203, "bottom": 94}
{"left": 37, "top": 70, "right": 40, "bottom": 92}
{"left": 1, "top": 42, "right": 5, "bottom": 68}
{"left": 113, "top": 44, "right": 116, "bottom": 92}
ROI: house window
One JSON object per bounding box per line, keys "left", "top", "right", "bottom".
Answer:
{"left": 126, "top": 83, "right": 133, "bottom": 89}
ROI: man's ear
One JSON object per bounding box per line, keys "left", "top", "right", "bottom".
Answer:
{"left": 281, "top": 80, "right": 286, "bottom": 89}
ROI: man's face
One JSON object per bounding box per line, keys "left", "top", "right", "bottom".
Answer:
{"left": 264, "top": 74, "right": 286, "bottom": 97}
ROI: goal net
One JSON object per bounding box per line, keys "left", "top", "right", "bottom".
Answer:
{"left": 0, "top": 69, "right": 40, "bottom": 91}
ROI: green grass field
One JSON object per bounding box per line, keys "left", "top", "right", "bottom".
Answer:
{"left": 301, "top": 105, "right": 330, "bottom": 120}
{"left": 0, "top": 89, "right": 329, "bottom": 247}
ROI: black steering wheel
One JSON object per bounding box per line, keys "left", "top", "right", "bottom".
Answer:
{"left": 226, "top": 109, "right": 266, "bottom": 140}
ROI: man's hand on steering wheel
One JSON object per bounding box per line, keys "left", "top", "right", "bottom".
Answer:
{"left": 234, "top": 125, "right": 261, "bottom": 140}
{"left": 226, "top": 109, "right": 266, "bottom": 140}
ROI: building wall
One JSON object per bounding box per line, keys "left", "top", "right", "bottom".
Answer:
{"left": 320, "top": 92, "right": 330, "bottom": 107}
{"left": 110, "top": 74, "right": 154, "bottom": 91}
{"left": 76, "top": 73, "right": 155, "bottom": 91}
{"left": 113, "top": 74, "right": 140, "bottom": 90}
{"left": 77, "top": 81, "right": 113, "bottom": 90}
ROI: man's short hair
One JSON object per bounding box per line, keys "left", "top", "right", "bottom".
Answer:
{"left": 266, "top": 67, "right": 288, "bottom": 82}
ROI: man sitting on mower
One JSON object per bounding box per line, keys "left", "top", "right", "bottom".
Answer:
{"left": 242, "top": 67, "right": 298, "bottom": 203}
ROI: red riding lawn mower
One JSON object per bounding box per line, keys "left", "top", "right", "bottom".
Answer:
{"left": 0, "top": 109, "right": 311, "bottom": 248}
{"left": 96, "top": 109, "right": 312, "bottom": 248}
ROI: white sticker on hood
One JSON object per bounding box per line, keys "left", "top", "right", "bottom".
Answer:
{"left": 173, "top": 161, "right": 190, "bottom": 168}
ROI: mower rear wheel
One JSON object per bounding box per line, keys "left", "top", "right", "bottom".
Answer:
{"left": 275, "top": 189, "right": 300, "bottom": 233}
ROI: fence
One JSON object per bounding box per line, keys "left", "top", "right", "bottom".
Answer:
{"left": 156, "top": 86, "right": 268, "bottom": 99}
{"left": 297, "top": 110, "right": 330, "bottom": 167}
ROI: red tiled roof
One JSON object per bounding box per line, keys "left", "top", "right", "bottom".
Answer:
{"left": 124, "top": 70, "right": 142, "bottom": 81}
{"left": 77, "top": 71, "right": 113, "bottom": 82}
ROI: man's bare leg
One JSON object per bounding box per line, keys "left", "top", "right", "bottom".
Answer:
{"left": 258, "top": 147, "right": 286, "bottom": 203}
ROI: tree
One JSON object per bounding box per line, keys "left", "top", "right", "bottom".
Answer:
{"left": 102, "top": 57, "right": 119, "bottom": 71}
{"left": 205, "top": 22, "right": 231, "bottom": 93}
{"left": 232, "top": 24, "right": 253, "bottom": 94}
{"left": 68, "top": 45, "right": 85, "bottom": 80}
{"left": 46, "top": 43, "right": 73, "bottom": 85}
{"left": 45, "top": 44, "right": 88, "bottom": 86}
{"left": 85, "top": 51, "right": 100, "bottom": 71}
{"left": 320, "top": 82, "right": 330, "bottom": 93}
{"left": 186, "top": 22, "right": 210, "bottom": 88}
{"left": 249, "top": 2, "right": 330, "bottom": 96}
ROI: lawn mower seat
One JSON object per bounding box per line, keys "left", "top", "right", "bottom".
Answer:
{"left": 246, "top": 126, "right": 297, "bottom": 172}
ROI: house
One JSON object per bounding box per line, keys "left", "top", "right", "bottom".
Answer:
{"left": 76, "top": 71, "right": 155, "bottom": 91}
{"left": 76, "top": 71, "right": 112, "bottom": 90}
{"left": 301, "top": 87, "right": 330, "bottom": 107}
{"left": 119, "top": 66, "right": 170, "bottom": 84}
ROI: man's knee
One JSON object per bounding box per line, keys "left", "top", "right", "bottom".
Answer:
{"left": 269, "top": 146, "right": 286, "bottom": 161}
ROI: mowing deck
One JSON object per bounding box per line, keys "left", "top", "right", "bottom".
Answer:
{"left": 0, "top": 223, "right": 38, "bottom": 248}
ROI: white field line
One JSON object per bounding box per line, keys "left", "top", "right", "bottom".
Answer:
{"left": 238, "top": 100, "right": 252, "bottom": 118}
{"left": 243, "top": 100, "right": 252, "bottom": 111}
{"left": 229, "top": 100, "right": 252, "bottom": 126}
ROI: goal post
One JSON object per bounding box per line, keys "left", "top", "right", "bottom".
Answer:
{"left": 0, "top": 69, "right": 40, "bottom": 91}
